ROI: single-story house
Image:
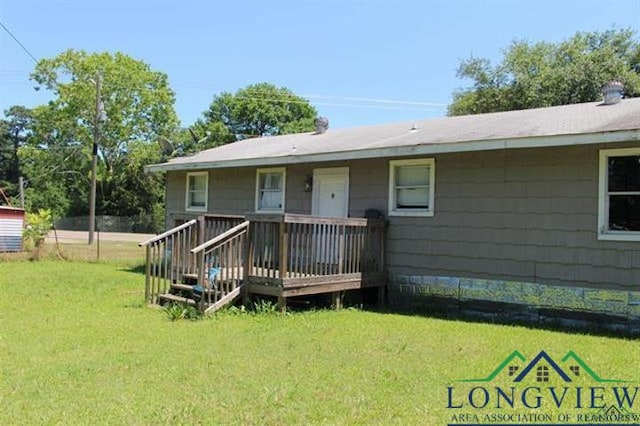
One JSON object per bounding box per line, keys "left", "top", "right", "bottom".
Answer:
{"left": 145, "top": 94, "right": 639, "bottom": 332}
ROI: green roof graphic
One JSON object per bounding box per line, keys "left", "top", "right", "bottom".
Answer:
{"left": 456, "top": 350, "right": 526, "bottom": 382}
{"left": 456, "top": 350, "right": 627, "bottom": 383}
{"left": 561, "top": 350, "right": 626, "bottom": 383}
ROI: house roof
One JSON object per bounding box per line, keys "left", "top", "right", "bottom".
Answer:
{"left": 148, "top": 98, "right": 640, "bottom": 172}
{"left": 0, "top": 206, "right": 25, "bottom": 212}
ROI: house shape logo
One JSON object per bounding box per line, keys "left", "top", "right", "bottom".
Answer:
{"left": 456, "top": 350, "right": 625, "bottom": 383}
{"left": 513, "top": 350, "right": 571, "bottom": 383}
{"left": 597, "top": 404, "right": 634, "bottom": 416}
{"left": 560, "top": 350, "right": 627, "bottom": 383}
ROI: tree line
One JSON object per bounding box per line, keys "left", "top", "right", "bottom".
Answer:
{"left": 0, "top": 52, "right": 317, "bottom": 232}
{"left": 1, "top": 29, "right": 638, "bottom": 232}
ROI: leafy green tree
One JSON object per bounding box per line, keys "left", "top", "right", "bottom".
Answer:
{"left": 25, "top": 49, "right": 178, "bottom": 221}
{"left": 18, "top": 103, "right": 85, "bottom": 217}
{"left": 449, "top": 29, "right": 640, "bottom": 116}
{"left": 201, "top": 82, "right": 317, "bottom": 142}
{"left": 169, "top": 121, "right": 234, "bottom": 158}
{"left": 0, "top": 106, "right": 33, "bottom": 201}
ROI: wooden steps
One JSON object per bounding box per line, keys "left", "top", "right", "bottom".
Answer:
{"left": 182, "top": 273, "right": 198, "bottom": 285}
{"left": 170, "top": 283, "right": 196, "bottom": 292}
{"left": 170, "top": 283, "right": 218, "bottom": 295}
{"left": 159, "top": 278, "right": 224, "bottom": 309}
{"left": 158, "top": 293, "right": 196, "bottom": 306}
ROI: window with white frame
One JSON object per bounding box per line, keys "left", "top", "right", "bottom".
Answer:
{"left": 598, "top": 148, "right": 640, "bottom": 241}
{"left": 185, "top": 172, "right": 208, "bottom": 212}
{"left": 388, "top": 158, "right": 435, "bottom": 216}
{"left": 256, "top": 168, "right": 285, "bottom": 212}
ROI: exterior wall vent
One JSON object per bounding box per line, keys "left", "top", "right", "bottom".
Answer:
{"left": 314, "top": 116, "right": 329, "bottom": 134}
{"left": 602, "top": 81, "right": 624, "bottom": 105}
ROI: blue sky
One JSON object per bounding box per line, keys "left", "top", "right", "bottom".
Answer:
{"left": 1, "top": 0, "right": 638, "bottom": 129}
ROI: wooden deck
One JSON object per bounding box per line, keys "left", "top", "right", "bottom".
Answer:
{"left": 244, "top": 214, "right": 386, "bottom": 308}
{"left": 248, "top": 271, "right": 385, "bottom": 297}
{"left": 196, "top": 265, "right": 385, "bottom": 301}
{"left": 140, "top": 213, "right": 387, "bottom": 312}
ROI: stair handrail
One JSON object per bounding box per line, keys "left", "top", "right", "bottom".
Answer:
{"left": 190, "top": 220, "right": 250, "bottom": 255}
{"left": 138, "top": 219, "right": 198, "bottom": 247}
{"left": 191, "top": 220, "right": 250, "bottom": 312}
{"left": 139, "top": 219, "right": 199, "bottom": 304}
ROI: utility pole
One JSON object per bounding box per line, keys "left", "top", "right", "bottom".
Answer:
{"left": 18, "top": 176, "right": 24, "bottom": 208}
{"left": 88, "top": 74, "right": 102, "bottom": 245}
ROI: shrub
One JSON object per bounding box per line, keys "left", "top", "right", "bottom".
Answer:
{"left": 23, "top": 209, "right": 53, "bottom": 260}
{"left": 164, "top": 302, "right": 202, "bottom": 321}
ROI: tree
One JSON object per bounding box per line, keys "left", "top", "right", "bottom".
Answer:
{"left": 200, "top": 82, "right": 317, "bottom": 142}
{"left": 448, "top": 29, "right": 640, "bottom": 116}
{"left": 25, "top": 49, "right": 178, "bottom": 226}
{"left": 0, "top": 106, "right": 33, "bottom": 201}
{"left": 170, "top": 121, "right": 234, "bottom": 158}
{"left": 18, "top": 103, "right": 87, "bottom": 217}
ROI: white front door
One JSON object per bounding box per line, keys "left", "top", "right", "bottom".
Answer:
{"left": 311, "top": 168, "right": 349, "bottom": 267}
{"left": 312, "top": 167, "right": 349, "bottom": 218}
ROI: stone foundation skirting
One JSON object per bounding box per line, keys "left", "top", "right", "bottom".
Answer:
{"left": 388, "top": 275, "right": 640, "bottom": 336}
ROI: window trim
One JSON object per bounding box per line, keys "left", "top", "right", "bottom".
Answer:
{"left": 388, "top": 158, "right": 435, "bottom": 217}
{"left": 255, "top": 167, "right": 286, "bottom": 213}
{"left": 598, "top": 147, "right": 640, "bottom": 241}
{"left": 185, "top": 171, "right": 208, "bottom": 212}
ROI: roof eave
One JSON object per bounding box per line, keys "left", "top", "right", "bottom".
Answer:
{"left": 145, "top": 129, "right": 640, "bottom": 173}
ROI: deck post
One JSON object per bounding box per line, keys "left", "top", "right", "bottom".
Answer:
{"left": 332, "top": 291, "right": 343, "bottom": 310}
{"left": 144, "top": 245, "right": 151, "bottom": 303}
{"left": 197, "top": 250, "right": 206, "bottom": 312}
{"left": 242, "top": 222, "right": 253, "bottom": 307}
{"left": 278, "top": 219, "right": 288, "bottom": 279}
{"left": 197, "top": 215, "right": 205, "bottom": 246}
{"left": 277, "top": 296, "right": 287, "bottom": 313}
{"left": 338, "top": 225, "right": 345, "bottom": 274}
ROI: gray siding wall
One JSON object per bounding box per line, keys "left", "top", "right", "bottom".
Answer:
{"left": 385, "top": 143, "right": 640, "bottom": 291}
{"left": 165, "top": 168, "right": 254, "bottom": 225}
{"left": 164, "top": 142, "right": 640, "bottom": 291}
{"left": 282, "top": 161, "right": 387, "bottom": 216}
{"left": 166, "top": 160, "right": 389, "bottom": 223}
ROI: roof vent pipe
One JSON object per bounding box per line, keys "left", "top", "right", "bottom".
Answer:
{"left": 314, "top": 116, "right": 329, "bottom": 134}
{"left": 602, "top": 81, "right": 624, "bottom": 105}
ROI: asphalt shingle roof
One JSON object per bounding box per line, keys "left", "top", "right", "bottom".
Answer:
{"left": 149, "top": 98, "right": 640, "bottom": 172}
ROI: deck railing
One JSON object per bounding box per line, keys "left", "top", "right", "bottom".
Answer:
{"left": 141, "top": 213, "right": 385, "bottom": 310}
{"left": 140, "top": 215, "right": 246, "bottom": 305}
{"left": 245, "top": 214, "right": 386, "bottom": 279}
{"left": 191, "top": 221, "right": 250, "bottom": 313}
{"left": 139, "top": 219, "right": 198, "bottom": 304}
{"left": 198, "top": 214, "right": 245, "bottom": 244}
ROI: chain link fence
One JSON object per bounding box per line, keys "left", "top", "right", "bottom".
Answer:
{"left": 55, "top": 214, "right": 163, "bottom": 234}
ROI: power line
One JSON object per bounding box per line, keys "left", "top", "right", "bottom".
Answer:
{"left": 229, "top": 95, "right": 443, "bottom": 112}
{"left": 305, "top": 94, "right": 447, "bottom": 107}
{"left": 0, "top": 21, "right": 38, "bottom": 64}
{"left": 0, "top": 79, "right": 447, "bottom": 112}
{"left": 172, "top": 81, "right": 447, "bottom": 108}
{"left": 0, "top": 69, "right": 447, "bottom": 109}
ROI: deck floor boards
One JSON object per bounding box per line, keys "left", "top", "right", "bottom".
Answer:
{"left": 176, "top": 266, "right": 384, "bottom": 299}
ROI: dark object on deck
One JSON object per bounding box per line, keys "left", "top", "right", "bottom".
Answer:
{"left": 192, "top": 285, "right": 204, "bottom": 302}
{"left": 364, "top": 209, "right": 384, "bottom": 220}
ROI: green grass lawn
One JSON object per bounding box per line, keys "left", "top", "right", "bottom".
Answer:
{"left": 1, "top": 240, "right": 146, "bottom": 264}
{"left": 1, "top": 256, "right": 639, "bottom": 425}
